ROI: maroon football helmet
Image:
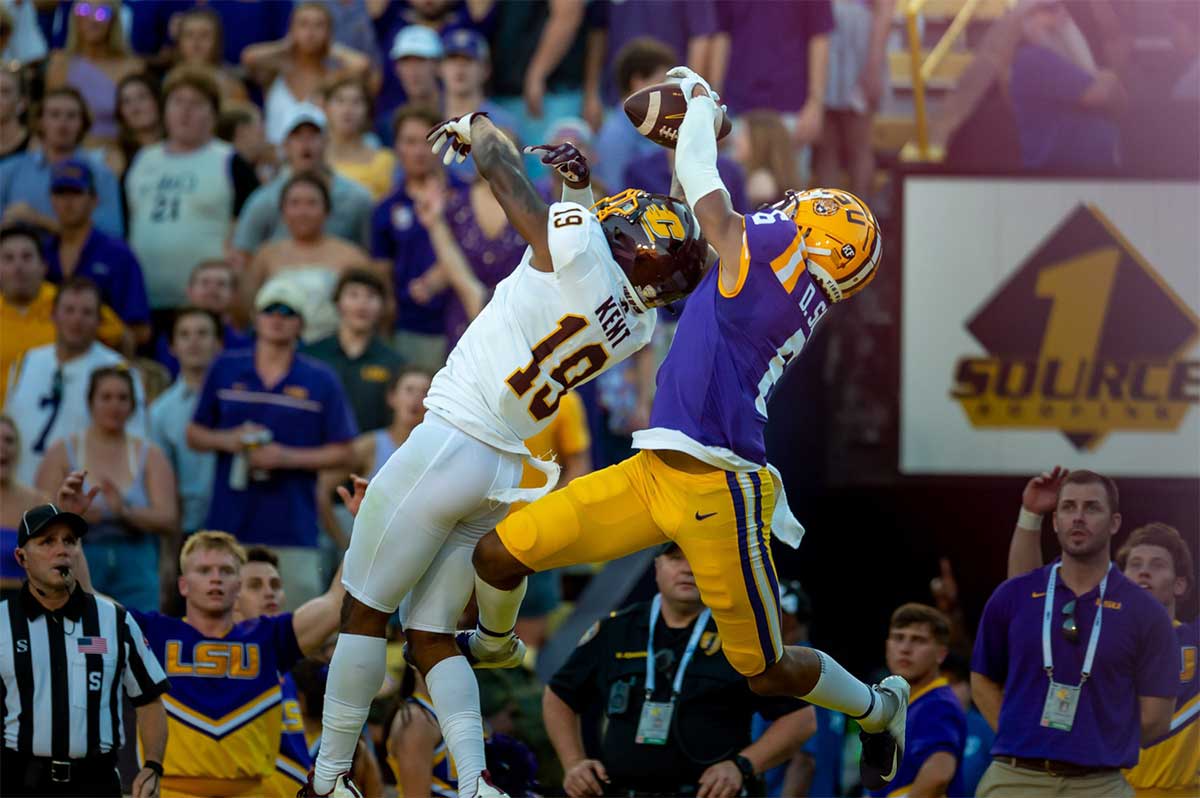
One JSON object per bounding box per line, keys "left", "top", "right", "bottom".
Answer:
{"left": 594, "top": 189, "right": 709, "bottom": 308}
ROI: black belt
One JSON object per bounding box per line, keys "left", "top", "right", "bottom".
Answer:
{"left": 998, "top": 756, "right": 1117, "bottom": 778}
{"left": 2, "top": 749, "right": 117, "bottom": 784}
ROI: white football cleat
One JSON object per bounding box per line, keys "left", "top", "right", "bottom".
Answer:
{"left": 858, "top": 674, "right": 910, "bottom": 790}
{"left": 455, "top": 629, "right": 527, "bottom": 669}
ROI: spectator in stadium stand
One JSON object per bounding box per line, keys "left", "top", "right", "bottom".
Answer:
{"left": 172, "top": 8, "right": 250, "bottom": 107}
{"left": 0, "top": 0, "right": 47, "bottom": 67}
{"left": 152, "top": 260, "right": 252, "bottom": 378}
{"left": 217, "top": 102, "right": 279, "bottom": 185}
{"left": 241, "top": 172, "right": 372, "bottom": 344}
{"left": 233, "top": 103, "right": 374, "bottom": 259}
{"left": 592, "top": 38, "right": 676, "bottom": 192}
{"left": 370, "top": 104, "right": 455, "bottom": 373}
{"left": 0, "top": 86, "right": 124, "bottom": 237}
{"left": 128, "top": 0, "right": 292, "bottom": 67}
{"left": 321, "top": 0, "right": 379, "bottom": 72}
{"left": 0, "top": 415, "right": 42, "bottom": 595}
{"left": 732, "top": 111, "right": 803, "bottom": 209}
{"left": 234, "top": 546, "right": 316, "bottom": 798}
{"left": 813, "top": 0, "right": 893, "bottom": 202}
{"left": 304, "top": 268, "right": 405, "bottom": 433}
{"left": 44, "top": 158, "right": 151, "bottom": 344}
{"left": 186, "top": 280, "right": 357, "bottom": 607}
{"left": 1009, "top": 0, "right": 1125, "bottom": 171}
{"left": 149, "top": 308, "right": 223, "bottom": 538}
{"left": 0, "top": 225, "right": 127, "bottom": 405}
{"left": 438, "top": 28, "right": 522, "bottom": 183}
{"left": 323, "top": 77, "right": 397, "bottom": 202}
{"left": 44, "top": 0, "right": 144, "bottom": 149}
{"left": 1007, "top": 467, "right": 1199, "bottom": 797}
{"left": 5, "top": 275, "right": 148, "bottom": 486}
{"left": 124, "top": 65, "right": 259, "bottom": 324}
{"left": 242, "top": 1, "right": 372, "bottom": 146}
{"left": 750, "top": 581, "right": 847, "bottom": 798}
{"left": 386, "top": 25, "right": 444, "bottom": 123}
{"left": 488, "top": 0, "right": 590, "bottom": 148}
{"left": 584, "top": 0, "right": 719, "bottom": 127}
{"left": 866, "top": 603, "right": 966, "bottom": 798}
{"left": 107, "top": 73, "right": 163, "bottom": 180}
{"left": 34, "top": 366, "right": 177, "bottom": 612}
{"left": 0, "top": 68, "right": 32, "bottom": 162}
{"left": 971, "top": 469, "right": 1178, "bottom": 798}
{"left": 712, "top": 1, "right": 833, "bottom": 148}
{"left": 544, "top": 541, "right": 815, "bottom": 798}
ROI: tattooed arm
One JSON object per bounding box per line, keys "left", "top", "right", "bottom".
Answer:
{"left": 468, "top": 116, "right": 554, "bottom": 272}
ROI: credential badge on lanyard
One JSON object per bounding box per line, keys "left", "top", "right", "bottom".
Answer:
{"left": 635, "top": 594, "right": 712, "bottom": 745}
{"left": 1040, "top": 562, "right": 1110, "bottom": 732}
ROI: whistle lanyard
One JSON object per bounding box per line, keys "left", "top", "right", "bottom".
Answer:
{"left": 1042, "top": 562, "right": 1110, "bottom": 684}
{"left": 645, "top": 594, "right": 712, "bottom": 698}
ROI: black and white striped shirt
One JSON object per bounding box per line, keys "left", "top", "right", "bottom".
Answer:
{"left": 0, "top": 584, "right": 169, "bottom": 758}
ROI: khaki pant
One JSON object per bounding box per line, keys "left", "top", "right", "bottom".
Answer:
{"left": 978, "top": 760, "right": 1134, "bottom": 798}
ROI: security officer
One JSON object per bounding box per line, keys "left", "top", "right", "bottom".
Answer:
{"left": 543, "top": 542, "right": 814, "bottom": 797}
{"left": 0, "top": 504, "right": 170, "bottom": 797}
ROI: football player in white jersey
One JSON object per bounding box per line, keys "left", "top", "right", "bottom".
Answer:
{"left": 304, "top": 112, "right": 710, "bottom": 798}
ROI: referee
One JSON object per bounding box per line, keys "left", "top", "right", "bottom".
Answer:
{"left": 0, "top": 504, "right": 170, "bottom": 797}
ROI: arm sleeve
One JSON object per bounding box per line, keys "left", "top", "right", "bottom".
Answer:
{"left": 274, "top": 613, "right": 305, "bottom": 675}
{"left": 970, "top": 584, "right": 1012, "bottom": 684}
{"left": 229, "top": 154, "right": 261, "bottom": 217}
{"left": 548, "top": 620, "right": 607, "bottom": 713}
{"left": 119, "top": 608, "right": 170, "bottom": 705}
{"left": 1136, "top": 600, "right": 1183, "bottom": 699}
{"left": 545, "top": 202, "right": 598, "bottom": 277}
{"left": 91, "top": 161, "right": 125, "bottom": 238}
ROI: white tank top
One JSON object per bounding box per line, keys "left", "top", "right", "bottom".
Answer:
{"left": 265, "top": 77, "right": 315, "bottom": 145}
{"left": 424, "top": 202, "right": 654, "bottom": 501}
{"left": 125, "top": 140, "right": 234, "bottom": 309}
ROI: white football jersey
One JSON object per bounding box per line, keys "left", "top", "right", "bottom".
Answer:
{"left": 4, "top": 342, "right": 148, "bottom": 485}
{"left": 426, "top": 201, "right": 654, "bottom": 456}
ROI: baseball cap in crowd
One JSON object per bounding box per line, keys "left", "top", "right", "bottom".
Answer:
{"left": 49, "top": 158, "right": 95, "bottom": 193}
{"left": 391, "top": 25, "right": 444, "bottom": 61}
{"left": 443, "top": 28, "right": 489, "bottom": 62}
{"left": 255, "top": 280, "right": 308, "bottom": 320}
{"left": 282, "top": 102, "right": 327, "bottom": 138}
{"left": 18, "top": 504, "right": 88, "bottom": 547}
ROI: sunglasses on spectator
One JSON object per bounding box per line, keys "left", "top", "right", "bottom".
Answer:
{"left": 74, "top": 3, "right": 113, "bottom": 22}
{"left": 1061, "top": 599, "right": 1079, "bottom": 644}
{"left": 261, "top": 303, "right": 300, "bottom": 318}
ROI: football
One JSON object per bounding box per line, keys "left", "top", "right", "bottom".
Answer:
{"left": 623, "top": 81, "right": 732, "bottom": 149}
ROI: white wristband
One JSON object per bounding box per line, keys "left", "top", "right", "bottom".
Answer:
{"left": 560, "top": 182, "right": 594, "bottom": 208}
{"left": 1017, "top": 507, "right": 1043, "bottom": 531}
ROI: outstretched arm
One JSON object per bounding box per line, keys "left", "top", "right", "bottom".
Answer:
{"left": 429, "top": 114, "right": 552, "bottom": 270}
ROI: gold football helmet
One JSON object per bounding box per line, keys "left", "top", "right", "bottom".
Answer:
{"left": 766, "top": 188, "right": 882, "bottom": 302}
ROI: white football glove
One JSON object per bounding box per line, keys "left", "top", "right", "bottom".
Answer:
{"left": 666, "top": 66, "right": 722, "bottom": 107}
{"left": 426, "top": 112, "right": 488, "bottom": 165}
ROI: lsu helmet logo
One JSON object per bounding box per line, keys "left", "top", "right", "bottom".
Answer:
{"left": 952, "top": 204, "right": 1200, "bottom": 450}
{"left": 640, "top": 205, "right": 685, "bottom": 241}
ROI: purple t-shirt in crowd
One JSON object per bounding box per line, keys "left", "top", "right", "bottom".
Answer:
{"left": 590, "top": 0, "right": 720, "bottom": 105}
{"left": 971, "top": 562, "right": 1177, "bottom": 769}
{"left": 717, "top": 0, "right": 834, "bottom": 113}
{"left": 441, "top": 185, "right": 526, "bottom": 346}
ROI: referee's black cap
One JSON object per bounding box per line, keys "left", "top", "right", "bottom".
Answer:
{"left": 17, "top": 504, "right": 88, "bottom": 547}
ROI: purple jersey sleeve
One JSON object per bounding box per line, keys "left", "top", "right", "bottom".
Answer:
{"left": 1137, "top": 598, "right": 1183, "bottom": 699}
{"left": 972, "top": 581, "right": 1014, "bottom": 684}
{"left": 744, "top": 210, "right": 802, "bottom": 264}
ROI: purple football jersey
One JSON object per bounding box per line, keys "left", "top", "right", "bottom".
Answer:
{"left": 640, "top": 210, "right": 828, "bottom": 466}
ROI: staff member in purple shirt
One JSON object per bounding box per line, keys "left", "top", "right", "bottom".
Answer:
{"left": 970, "top": 469, "right": 1177, "bottom": 798}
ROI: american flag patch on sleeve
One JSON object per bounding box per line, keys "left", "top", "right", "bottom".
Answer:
{"left": 77, "top": 637, "right": 108, "bottom": 655}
